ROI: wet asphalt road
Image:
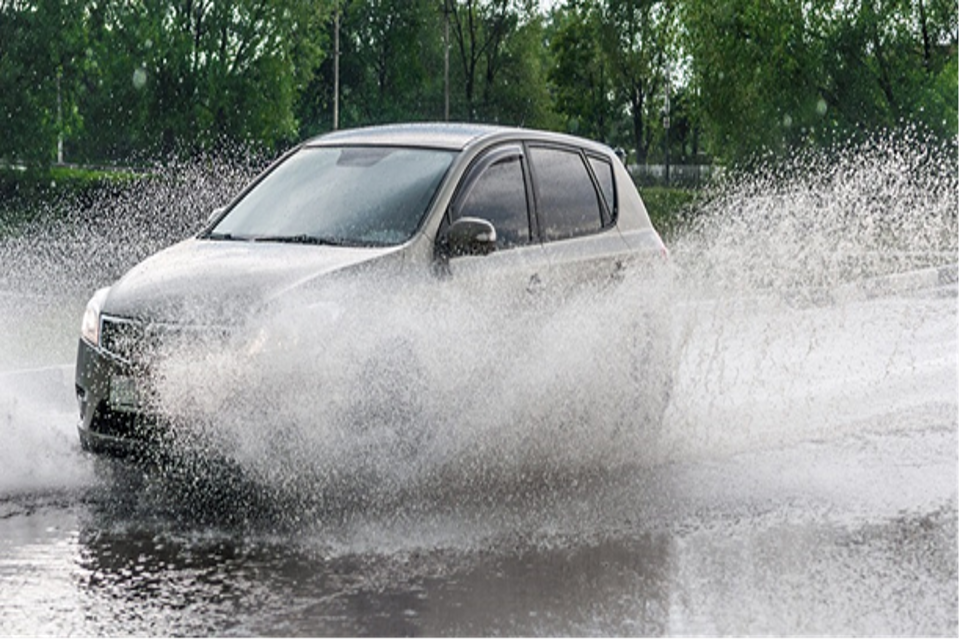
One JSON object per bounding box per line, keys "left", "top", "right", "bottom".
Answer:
{"left": 0, "top": 282, "right": 956, "bottom": 636}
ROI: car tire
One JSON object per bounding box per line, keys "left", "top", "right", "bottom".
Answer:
{"left": 628, "top": 310, "right": 674, "bottom": 429}
{"left": 352, "top": 338, "right": 430, "bottom": 464}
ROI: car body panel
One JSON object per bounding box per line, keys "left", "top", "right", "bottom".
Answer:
{"left": 102, "top": 238, "right": 403, "bottom": 323}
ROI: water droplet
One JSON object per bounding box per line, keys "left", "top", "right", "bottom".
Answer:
{"left": 132, "top": 67, "right": 147, "bottom": 90}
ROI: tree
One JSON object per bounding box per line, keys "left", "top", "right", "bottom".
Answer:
{"left": 683, "top": 0, "right": 958, "bottom": 164}
{"left": 74, "top": 0, "right": 330, "bottom": 161}
{"left": 0, "top": 0, "right": 86, "bottom": 169}
{"left": 447, "top": 0, "right": 549, "bottom": 122}
{"left": 345, "top": 0, "right": 444, "bottom": 124}
{"left": 548, "top": 1, "right": 618, "bottom": 141}
{"left": 821, "top": 0, "right": 958, "bottom": 140}
{"left": 598, "top": 0, "right": 679, "bottom": 164}
{"left": 547, "top": 0, "right": 681, "bottom": 162}
{"left": 682, "top": 0, "right": 825, "bottom": 162}
{"left": 476, "top": 6, "right": 556, "bottom": 126}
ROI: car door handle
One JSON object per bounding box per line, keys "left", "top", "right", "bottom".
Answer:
{"left": 527, "top": 273, "right": 544, "bottom": 294}
{"left": 612, "top": 259, "right": 627, "bottom": 281}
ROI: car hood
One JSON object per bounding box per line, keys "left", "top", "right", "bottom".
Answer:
{"left": 102, "top": 238, "right": 403, "bottom": 324}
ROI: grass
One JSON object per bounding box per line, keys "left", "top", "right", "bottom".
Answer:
{"left": 0, "top": 165, "right": 141, "bottom": 236}
{"left": 637, "top": 186, "right": 702, "bottom": 241}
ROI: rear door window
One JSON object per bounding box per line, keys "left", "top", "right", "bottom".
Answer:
{"left": 530, "top": 146, "right": 603, "bottom": 242}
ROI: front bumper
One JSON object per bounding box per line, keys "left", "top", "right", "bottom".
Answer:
{"left": 75, "top": 337, "right": 168, "bottom": 456}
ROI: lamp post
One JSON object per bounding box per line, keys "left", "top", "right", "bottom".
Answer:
{"left": 56, "top": 68, "right": 64, "bottom": 165}
{"left": 333, "top": 1, "right": 340, "bottom": 131}
{"left": 443, "top": 0, "right": 450, "bottom": 122}
{"left": 662, "top": 62, "right": 671, "bottom": 187}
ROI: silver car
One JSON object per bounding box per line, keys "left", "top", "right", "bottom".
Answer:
{"left": 75, "top": 123, "right": 670, "bottom": 456}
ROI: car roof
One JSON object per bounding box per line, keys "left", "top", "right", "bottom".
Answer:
{"left": 306, "top": 122, "right": 520, "bottom": 151}
{"left": 305, "top": 122, "right": 618, "bottom": 160}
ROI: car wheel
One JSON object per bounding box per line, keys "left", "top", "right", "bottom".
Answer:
{"left": 352, "top": 338, "right": 430, "bottom": 464}
{"left": 627, "top": 310, "right": 674, "bottom": 429}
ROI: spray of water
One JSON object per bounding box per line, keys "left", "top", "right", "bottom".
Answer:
{"left": 674, "top": 131, "right": 957, "bottom": 296}
{"left": 0, "top": 152, "right": 262, "bottom": 495}
{"left": 137, "top": 262, "right": 672, "bottom": 516}
{"left": 0, "top": 132, "right": 955, "bottom": 537}
{"left": 0, "top": 152, "right": 259, "bottom": 296}
{"left": 659, "top": 131, "right": 957, "bottom": 462}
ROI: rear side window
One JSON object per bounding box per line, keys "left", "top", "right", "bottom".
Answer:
{"left": 530, "top": 146, "right": 603, "bottom": 242}
{"left": 588, "top": 156, "right": 616, "bottom": 221}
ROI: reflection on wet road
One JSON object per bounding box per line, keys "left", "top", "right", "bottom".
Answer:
{"left": 1, "top": 271, "right": 957, "bottom": 636}
{"left": 0, "top": 416, "right": 955, "bottom": 635}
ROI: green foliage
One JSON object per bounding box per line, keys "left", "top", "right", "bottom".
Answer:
{"left": 338, "top": 0, "right": 442, "bottom": 126}
{"left": 636, "top": 185, "right": 699, "bottom": 239}
{"left": 548, "top": 2, "right": 618, "bottom": 141}
{"left": 477, "top": 10, "right": 558, "bottom": 127}
{"left": 547, "top": 0, "right": 682, "bottom": 164}
{"left": 0, "top": 0, "right": 86, "bottom": 168}
{"left": 927, "top": 56, "right": 959, "bottom": 134}
{"left": 683, "top": 0, "right": 959, "bottom": 164}
{"left": 296, "top": 0, "right": 558, "bottom": 135}
{"left": 683, "top": 0, "right": 827, "bottom": 161}
{"left": 444, "top": 0, "right": 554, "bottom": 125}
{"left": 599, "top": 0, "right": 679, "bottom": 163}
{"left": 0, "top": 0, "right": 955, "bottom": 172}
{"left": 72, "top": 0, "right": 330, "bottom": 160}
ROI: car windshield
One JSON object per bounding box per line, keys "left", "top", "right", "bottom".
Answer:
{"left": 208, "top": 146, "right": 456, "bottom": 247}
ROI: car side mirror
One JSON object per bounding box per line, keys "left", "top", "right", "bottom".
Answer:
{"left": 207, "top": 206, "right": 225, "bottom": 224}
{"left": 438, "top": 217, "right": 497, "bottom": 259}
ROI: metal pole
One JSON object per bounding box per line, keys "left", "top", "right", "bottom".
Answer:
{"left": 56, "top": 68, "right": 63, "bottom": 165}
{"left": 443, "top": 0, "right": 450, "bottom": 121}
{"left": 333, "top": 2, "right": 340, "bottom": 131}
{"left": 663, "top": 63, "right": 671, "bottom": 187}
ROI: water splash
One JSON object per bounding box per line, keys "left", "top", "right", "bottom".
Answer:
{"left": 0, "top": 152, "right": 261, "bottom": 296}
{"left": 673, "top": 131, "right": 957, "bottom": 298}
{"left": 0, "top": 152, "right": 262, "bottom": 495}
{"left": 0, "top": 133, "right": 955, "bottom": 538}
{"left": 661, "top": 131, "right": 957, "bottom": 461}
{"left": 144, "top": 267, "right": 676, "bottom": 523}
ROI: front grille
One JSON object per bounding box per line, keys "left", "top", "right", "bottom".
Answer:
{"left": 99, "top": 316, "right": 144, "bottom": 363}
{"left": 99, "top": 315, "right": 232, "bottom": 365}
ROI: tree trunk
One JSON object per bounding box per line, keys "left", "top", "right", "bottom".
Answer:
{"left": 632, "top": 86, "right": 645, "bottom": 164}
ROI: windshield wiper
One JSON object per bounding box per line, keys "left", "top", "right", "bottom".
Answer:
{"left": 204, "top": 231, "right": 240, "bottom": 241}
{"left": 250, "top": 234, "right": 351, "bottom": 246}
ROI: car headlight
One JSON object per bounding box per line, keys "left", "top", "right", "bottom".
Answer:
{"left": 243, "top": 300, "right": 343, "bottom": 356}
{"left": 80, "top": 287, "right": 110, "bottom": 346}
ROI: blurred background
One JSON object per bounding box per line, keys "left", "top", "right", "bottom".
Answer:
{"left": 1, "top": 0, "right": 956, "bottom": 191}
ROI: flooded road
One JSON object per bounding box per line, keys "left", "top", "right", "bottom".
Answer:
{"left": 0, "top": 137, "right": 956, "bottom": 635}
{"left": 0, "top": 279, "right": 955, "bottom": 636}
